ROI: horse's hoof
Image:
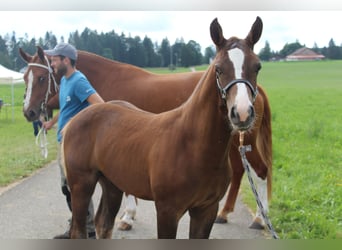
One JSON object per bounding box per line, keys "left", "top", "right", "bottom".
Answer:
{"left": 214, "top": 216, "right": 228, "bottom": 224}
{"left": 118, "top": 221, "right": 133, "bottom": 231}
{"left": 249, "top": 221, "right": 265, "bottom": 230}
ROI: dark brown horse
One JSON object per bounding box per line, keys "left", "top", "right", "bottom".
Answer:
{"left": 61, "top": 17, "right": 263, "bottom": 239}
{"left": 19, "top": 18, "right": 271, "bottom": 230}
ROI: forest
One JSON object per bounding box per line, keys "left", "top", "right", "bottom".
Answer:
{"left": 0, "top": 27, "right": 341, "bottom": 72}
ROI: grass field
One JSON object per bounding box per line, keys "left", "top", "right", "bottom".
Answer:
{"left": 0, "top": 84, "right": 58, "bottom": 185}
{"left": 0, "top": 61, "right": 341, "bottom": 239}
{"left": 243, "top": 60, "right": 342, "bottom": 239}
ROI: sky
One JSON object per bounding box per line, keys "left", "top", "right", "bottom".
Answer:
{"left": 0, "top": 11, "right": 342, "bottom": 54}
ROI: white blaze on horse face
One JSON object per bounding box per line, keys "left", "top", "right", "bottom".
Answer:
{"left": 228, "top": 48, "right": 252, "bottom": 122}
{"left": 23, "top": 70, "right": 33, "bottom": 111}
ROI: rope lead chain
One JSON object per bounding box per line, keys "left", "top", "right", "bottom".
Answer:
{"left": 239, "top": 132, "right": 279, "bottom": 239}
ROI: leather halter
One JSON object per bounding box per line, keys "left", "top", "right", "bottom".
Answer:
{"left": 216, "top": 72, "right": 258, "bottom": 103}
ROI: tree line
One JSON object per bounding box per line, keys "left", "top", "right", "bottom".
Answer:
{"left": 258, "top": 38, "right": 342, "bottom": 61}
{"left": 1, "top": 27, "right": 342, "bottom": 72}
{"left": 0, "top": 28, "right": 215, "bottom": 72}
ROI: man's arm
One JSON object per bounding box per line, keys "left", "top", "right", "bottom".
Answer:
{"left": 87, "top": 93, "right": 105, "bottom": 104}
{"left": 42, "top": 112, "right": 59, "bottom": 130}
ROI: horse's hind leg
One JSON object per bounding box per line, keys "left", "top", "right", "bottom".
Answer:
{"left": 95, "top": 177, "right": 123, "bottom": 239}
{"left": 155, "top": 202, "right": 179, "bottom": 239}
{"left": 189, "top": 202, "right": 218, "bottom": 238}
{"left": 117, "top": 194, "right": 137, "bottom": 231}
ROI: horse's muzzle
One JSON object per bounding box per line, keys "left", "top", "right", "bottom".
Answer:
{"left": 230, "top": 105, "right": 255, "bottom": 131}
{"left": 23, "top": 108, "right": 40, "bottom": 122}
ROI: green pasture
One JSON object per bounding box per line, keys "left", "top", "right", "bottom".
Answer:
{"left": 243, "top": 60, "right": 342, "bottom": 239}
{"left": 0, "top": 61, "right": 341, "bottom": 239}
{"left": 0, "top": 84, "right": 58, "bottom": 185}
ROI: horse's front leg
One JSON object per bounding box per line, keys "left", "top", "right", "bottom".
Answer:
{"left": 70, "top": 181, "right": 96, "bottom": 238}
{"left": 188, "top": 202, "right": 219, "bottom": 239}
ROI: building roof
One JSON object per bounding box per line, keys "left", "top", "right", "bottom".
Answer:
{"left": 286, "top": 47, "right": 325, "bottom": 61}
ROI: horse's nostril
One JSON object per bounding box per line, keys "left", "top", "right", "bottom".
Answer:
{"left": 29, "top": 110, "right": 36, "bottom": 118}
{"left": 230, "top": 105, "right": 240, "bottom": 123}
{"left": 248, "top": 106, "right": 255, "bottom": 119}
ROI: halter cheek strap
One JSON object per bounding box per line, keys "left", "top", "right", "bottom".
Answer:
{"left": 216, "top": 73, "right": 258, "bottom": 103}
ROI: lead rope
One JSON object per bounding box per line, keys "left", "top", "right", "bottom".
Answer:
{"left": 238, "top": 131, "right": 279, "bottom": 239}
{"left": 36, "top": 126, "right": 48, "bottom": 159}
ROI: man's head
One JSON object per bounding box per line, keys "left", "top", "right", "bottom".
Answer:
{"left": 45, "top": 43, "right": 77, "bottom": 75}
{"left": 45, "top": 43, "right": 77, "bottom": 61}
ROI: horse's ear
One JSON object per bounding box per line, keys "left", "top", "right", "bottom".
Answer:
{"left": 210, "top": 18, "right": 225, "bottom": 48}
{"left": 37, "top": 46, "right": 46, "bottom": 62}
{"left": 19, "top": 48, "right": 32, "bottom": 63}
{"left": 245, "top": 16, "right": 263, "bottom": 50}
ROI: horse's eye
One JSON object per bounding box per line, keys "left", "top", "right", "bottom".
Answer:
{"left": 255, "top": 63, "right": 262, "bottom": 73}
{"left": 39, "top": 76, "right": 45, "bottom": 83}
{"left": 215, "top": 65, "right": 223, "bottom": 75}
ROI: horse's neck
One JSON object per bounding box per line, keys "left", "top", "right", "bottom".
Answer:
{"left": 184, "top": 66, "right": 220, "bottom": 114}
{"left": 179, "top": 65, "right": 231, "bottom": 140}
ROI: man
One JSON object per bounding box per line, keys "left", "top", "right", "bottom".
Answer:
{"left": 43, "top": 43, "right": 104, "bottom": 239}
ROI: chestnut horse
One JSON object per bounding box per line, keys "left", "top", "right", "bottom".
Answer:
{"left": 19, "top": 20, "right": 271, "bottom": 230}
{"left": 62, "top": 17, "right": 263, "bottom": 239}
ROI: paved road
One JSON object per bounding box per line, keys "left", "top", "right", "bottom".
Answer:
{"left": 0, "top": 161, "right": 267, "bottom": 239}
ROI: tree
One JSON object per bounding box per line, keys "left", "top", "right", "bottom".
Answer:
{"left": 203, "top": 46, "right": 215, "bottom": 64}
{"left": 158, "top": 38, "right": 171, "bottom": 67}
{"left": 69, "top": 30, "right": 84, "bottom": 50}
{"left": 279, "top": 41, "right": 303, "bottom": 58}
{"left": 44, "top": 31, "right": 57, "bottom": 49}
{"left": 102, "top": 48, "right": 113, "bottom": 60}
{"left": 143, "top": 36, "right": 159, "bottom": 67}
{"left": 327, "top": 38, "right": 342, "bottom": 59}
{"left": 126, "top": 36, "right": 147, "bottom": 67}
{"left": 258, "top": 41, "right": 272, "bottom": 61}
{"left": 181, "top": 40, "right": 202, "bottom": 67}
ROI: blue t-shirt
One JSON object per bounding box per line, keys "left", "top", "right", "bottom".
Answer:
{"left": 57, "top": 71, "right": 96, "bottom": 142}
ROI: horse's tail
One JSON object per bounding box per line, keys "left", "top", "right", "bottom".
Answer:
{"left": 256, "top": 85, "right": 273, "bottom": 201}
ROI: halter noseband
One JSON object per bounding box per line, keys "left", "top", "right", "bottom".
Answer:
{"left": 216, "top": 73, "right": 258, "bottom": 103}
{"left": 27, "top": 56, "right": 59, "bottom": 116}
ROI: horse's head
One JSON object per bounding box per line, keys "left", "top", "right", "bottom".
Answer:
{"left": 19, "top": 46, "right": 60, "bottom": 121}
{"left": 210, "top": 17, "right": 262, "bottom": 131}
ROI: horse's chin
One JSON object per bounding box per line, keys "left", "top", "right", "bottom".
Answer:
{"left": 231, "top": 120, "right": 255, "bottom": 133}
